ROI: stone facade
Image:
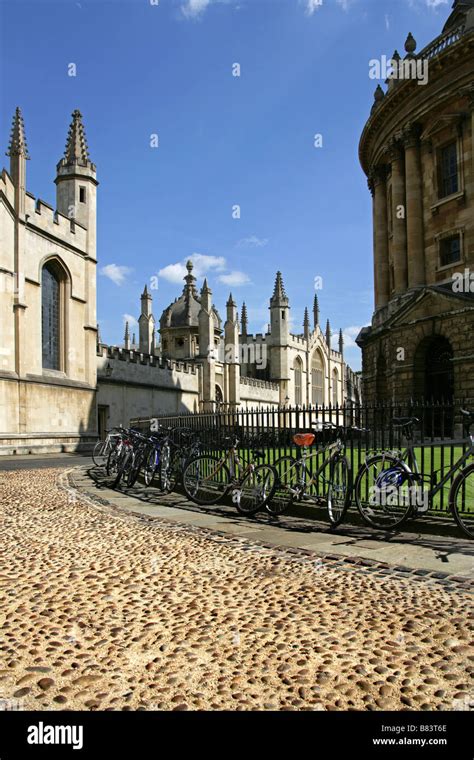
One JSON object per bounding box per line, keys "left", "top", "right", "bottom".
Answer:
{"left": 0, "top": 109, "right": 97, "bottom": 454}
{"left": 357, "top": 0, "right": 474, "bottom": 405}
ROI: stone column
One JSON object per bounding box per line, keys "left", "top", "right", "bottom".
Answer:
{"left": 369, "top": 165, "right": 389, "bottom": 309}
{"left": 388, "top": 138, "right": 408, "bottom": 295}
{"left": 403, "top": 123, "right": 425, "bottom": 288}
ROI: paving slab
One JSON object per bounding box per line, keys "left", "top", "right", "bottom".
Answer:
{"left": 68, "top": 465, "right": 474, "bottom": 579}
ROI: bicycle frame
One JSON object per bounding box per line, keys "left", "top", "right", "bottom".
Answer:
{"left": 397, "top": 434, "right": 474, "bottom": 506}
{"left": 290, "top": 438, "right": 344, "bottom": 495}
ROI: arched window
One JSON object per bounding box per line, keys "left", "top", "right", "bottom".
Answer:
{"left": 294, "top": 357, "right": 303, "bottom": 406}
{"left": 332, "top": 368, "right": 339, "bottom": 406}
{"left": 42, "top": 262, "right": 62, "bottom": 370}
{"left": 215, "top": 384, "right": 224, "bottom": 410}
{"left": 311, "top": 351, "right": 324, "bottom": 406}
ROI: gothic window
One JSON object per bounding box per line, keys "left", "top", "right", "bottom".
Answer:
{"left": 438, "top": 142, "right": 458, "bottom": 199}
{"left": 311, "top": 352, "right": 324, "bottom": 406}
{"left": 332, "top": 368, "right": 339, "bottom": 406}
{"left": 42, "top": 263, "right": 61, "bottom": 370}
{"left": 294, "top": 357, "right": 303, "bottom": 406}
{"left": 79, "top": 187, "right": 86, "bottom": 203}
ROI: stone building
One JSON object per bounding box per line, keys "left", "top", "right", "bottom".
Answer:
{"left": 357, "top": 0, "right": 474, "bottom": 405}
{"left": 98, "top": 265, "right": 359, "bottom": 435}
{"left": 0, "top": 109, "right": 98, "bottom": 453}
{"left": 0, "top": 108, "right": 360, "bottom": 453}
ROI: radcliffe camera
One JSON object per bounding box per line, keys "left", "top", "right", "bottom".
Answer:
{"left": 0, "top": 0, "right": 472, "bottom": 755}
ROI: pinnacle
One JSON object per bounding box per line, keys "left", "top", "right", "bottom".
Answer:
{"left": 63, "top": 109, "right": 90, "bottom": 164}
{"left": 6, "top": 107, "right": 30, "bottom": 159}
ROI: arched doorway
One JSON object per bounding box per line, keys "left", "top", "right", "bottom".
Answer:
{"left": 414, "top": 335, "right": 454, "bottom": 436}
{"left": 414, "top": 335, "right": 454, "bottom": 402}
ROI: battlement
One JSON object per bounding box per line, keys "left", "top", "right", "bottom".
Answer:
{"left": 240, "top": 376, "right": 279, "bottom": 391}
{"left": 97, "top": 344, "right": 199, "bottom": 375}
{"left": 24, "top": 192, "right": 88, "bottom": 251}
{"left": 240, "top": 333, "right": 268, "bottom": 344}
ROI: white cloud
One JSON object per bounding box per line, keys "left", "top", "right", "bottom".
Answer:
{"left": 385, "top": 13, "right": 390, "bottom": 30}
{"left": 305, "top": 0, "right": 323, "bottom": 16}
{"left": 159, "top": 253, "right": 226, "bottom": 284}
{"left": 181, "top": 0, "right": 211, "bottom": 19}
{"left": 331, "top": 326, "right": 362, "bottom": 351}
{"left": 426, "top": 0, "right": 448, "bottom": 7}
{"left": 217, "top": 271, "right": 251, "bottom": 287}
{"left": 237, "top": 235, "right": 269, "bottom": 248}
{"left": 336, "top": 0, "right": 353, "bottom": 10}
{"left": 190, "top": 253, "right": 226, "bottom": 274}
{"left": 100, "top": 264, "right": 132, "bottom": 286}
{"left": 122, "top": 313, "right": 138, "bottom": 329}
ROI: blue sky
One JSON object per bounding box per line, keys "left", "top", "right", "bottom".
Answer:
{"left": 0, "top": 0, "right": 453, "bottom": 369}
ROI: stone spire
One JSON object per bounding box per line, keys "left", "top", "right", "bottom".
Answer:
{"left": 303, "top": 307, "right": 310, "bottom": 340}
{"left": 241, "top": 302, "right": 248, "bottom": 336}
{"left": 63, "top": 109, "right": 90, "bottom": 165}
{"left": 124, "top": 321, "right": 130, "bottom": 350}
{"left": 132, "top": 332, "right": 136, "bottom": 347}
{"left": 6, "top": 107, "right": 29, "bottom": 206}
{"left": 325, "top": 319, "right": 331, "bottom": 347}
{"left": 313, "top": 294, "right": 319, "bottom": 328}
{"left": 139, "top": 284, "right": 155, "bottom": 353}
{"left": 183, "top": 260, "right": 199, "bottom": 297}
{"left": 6, "top": 107, "right": 30, "bottom": 159}
{"left": 338, "top": 328, "right": 344, "bottom": 355}
{"left": 271, "top": 271, "right": 289, "bottom": 305}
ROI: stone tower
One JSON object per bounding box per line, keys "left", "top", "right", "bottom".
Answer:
{"left": 224, "top": 293, "right": 240, "bottom": 408}
{"left": 269, "top": 271, "right": 290, "bottom": 402}
{"left": 55, "top": 110, "right": 98, "bottom": 260}
{"left": 198, "top": 279, "right": 216, "bottom": 411}
{"left": 139, "top": 285, "right": 155, "bottom": 354}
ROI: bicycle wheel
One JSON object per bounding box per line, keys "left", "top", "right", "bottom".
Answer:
{"left": 106, "top": 445, "right": 121, "bottom": 476}
{"left": 143, "top": 448, "right": 159, "bottom": 487}
{"left": 158, "top": 442, "right": 176, "bottom": 494}
{"left": 112, "top": 447, "right": 133, "bottom": 489}
{"left": 126, "top": 449, "right": 145, "bottom": 487}
{"left": 450, "top": 463, "right": 474, "bottom": 539}
{"left": 234, "top": 464, "right": 277, "bottom": 516}
{"left": 183, "top": 455, "right": 230, "bottom": 505}
{"left": 354, "top": 453, "right": 415, "bottom": 530}
{"left": 266, "top": 456, "right": 310, "bottom": 516}
{"left": 327, "top": 454, "right": 352, "bottom": 528}
{"left": 92, "top": 439, "right": 108, "bottom": 468}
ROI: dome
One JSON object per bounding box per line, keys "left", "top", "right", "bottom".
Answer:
{"left": 159, "top": 260, "right": 221, "bottom": 330}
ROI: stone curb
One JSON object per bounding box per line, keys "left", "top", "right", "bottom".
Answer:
{"left": 61, "top": 469, "right": 473, "bottom": 594}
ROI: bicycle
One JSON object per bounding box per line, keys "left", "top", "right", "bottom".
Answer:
{"left": 268, "top": 422, "right": 363, "bottom": 527}
{"left": 182, "top": 434, "right": 277, "bottom": 516}
{"left": 353, "top": 410, "right": 474, "bottom": 538}
{"left": 92, "top": 427, "right": 123, "bottom": 468}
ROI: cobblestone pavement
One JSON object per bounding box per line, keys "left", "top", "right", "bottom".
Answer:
{"left": 0, "top": 468, "right": 472, "bottom": 712}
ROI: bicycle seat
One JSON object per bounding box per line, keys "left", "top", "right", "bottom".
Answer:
{"left": 293, "top": 433, "right": 315, "bottom": 448}
{"left": 252, "top": 450, "right": 266, "bottom": 460}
